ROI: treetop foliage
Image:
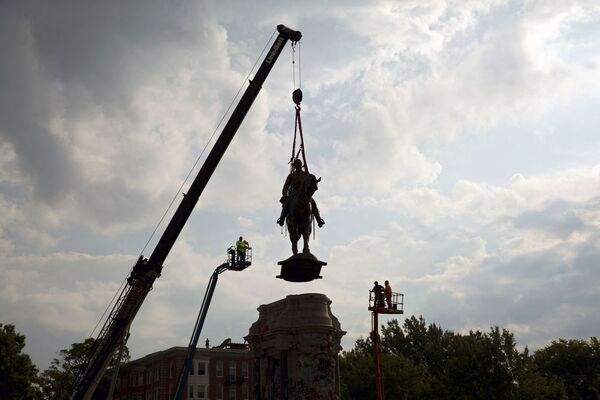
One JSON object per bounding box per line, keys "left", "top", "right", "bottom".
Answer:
{"left": 340, "top": 316, "right": 599, "bottom": 400}
{"left": 0, "top": 324, "right": 39, "bottom": 400}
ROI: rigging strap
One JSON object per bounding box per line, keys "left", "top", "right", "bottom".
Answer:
{"left": 290, "top": 89, "right": 309, "bottom": 173}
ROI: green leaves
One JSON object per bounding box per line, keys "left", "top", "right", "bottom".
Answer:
{"left": 0, "top": 324, "right": 39, "bottom": 400}
{"left": 340, "top": 316, "right": 599, "bottom": 400}
{"left": 37, "top": 337, "right": 130, "bottom": 400}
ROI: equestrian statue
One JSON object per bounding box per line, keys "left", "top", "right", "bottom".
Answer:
{"left": 277, "top": 158, "right": 325, "bottom": 255}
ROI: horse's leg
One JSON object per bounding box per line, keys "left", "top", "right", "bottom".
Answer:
{"left": 302, "top": 223, "right": 311, "bottom": 253}
{"left": 288, "top": 223, "right": 298, "bottom": 255}
{"left": 302, "top": 233, "right": 309, "bottom": 253}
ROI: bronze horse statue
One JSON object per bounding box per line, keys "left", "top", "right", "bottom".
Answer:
{"left": 285, "top": 172, "right": 319, "bottom": 255}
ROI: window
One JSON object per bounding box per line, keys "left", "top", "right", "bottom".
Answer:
{"left": 198, "top": 361, "right": 206, "bottom": 376}
{"left": 155, "top": 366, "right": 159, "bottom": 382}
{"left": 242, "top": 383, "right": 248, "bottom": 400}
{"left": 242, "top": 362, "right": 248, "bottom": 378}
{"left": 228, "top": 387, "right": 236, "bottom": 400}
{"left": 229, "top": 361, "right": 236, "bottom": 380}
{"left": 197, "top": 384, "right": 206, "bottom": 399}
{"left": 190, "top": 360, "right": 195, "bottom": 375}
{"left": 217, "top": 383, "right": 224, "bottom": 400}
{"left": 189, "top": 385, "right": 194, "bottom": 398}
{"left": 216, "top": 360, "right": 223, "bottom": 377}
{"left": 147, "top": 368, "right": 153, "bottom": 384}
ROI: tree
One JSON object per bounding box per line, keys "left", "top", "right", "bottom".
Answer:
{"left": 340, "top": 316, "right": 600, "bottom": 400}
{"left": 339, "top": 348, "right": 376, "bottom": 400}
{"left": 38, "top": 338, "right": 130, "bottom": 400}
{"left": 533, "top": 338, "right": 600, "bottom": 400}
{"left": 0, "top": 323, "right": 39, "bottom": 400}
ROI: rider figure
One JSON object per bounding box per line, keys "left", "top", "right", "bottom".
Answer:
{"left": 277, "top": 158, "right": 325, "bottom": 227}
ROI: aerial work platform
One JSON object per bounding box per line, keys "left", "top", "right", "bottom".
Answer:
{"left": 227, "top": 246, "right": 252, "bottom": 271}
{"left": 368, "top": 290, "right": 404, "bottom": 314}
{"left": 368, "top": 287, "right": 405, "bottom": 400}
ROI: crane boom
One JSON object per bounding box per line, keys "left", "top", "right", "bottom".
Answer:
{"left": 69, "top": 24, "right": 302, "bottom": 400}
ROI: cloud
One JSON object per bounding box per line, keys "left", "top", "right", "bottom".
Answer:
{"left": 2, "top": 0, "right": 600, "bottom": 370}
{"left": 316, "top": 1, "right": 600, "bottom": 197}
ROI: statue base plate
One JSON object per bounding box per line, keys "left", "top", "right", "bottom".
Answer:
{"left": 277, "top": 252, "right": 327, "bottom": 282}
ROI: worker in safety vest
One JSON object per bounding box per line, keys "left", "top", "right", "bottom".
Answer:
{"left": 236, "top": 236, "right": 250, "bottom": 264}
{"left": 277, "top": 158, "right": 325, "bottom": 227}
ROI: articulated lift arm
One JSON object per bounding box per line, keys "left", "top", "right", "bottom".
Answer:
{"left": 69, "top": 25, "right": 301, "bottom": 400}
{"left": 173, "top": 250, "right": 250, "bottom": 400}
{"left": 174, "top": 263, "right": 228, "bottom": 400}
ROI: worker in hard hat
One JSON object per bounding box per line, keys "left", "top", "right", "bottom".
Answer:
{"left": 372, "top": 281, "right": 384, "bottom": 308}
{"left": 277, "top": 158, "right": 325, "bottom": 227}
{"left": 236, "top": 236, "right": 251, "bottom": 264}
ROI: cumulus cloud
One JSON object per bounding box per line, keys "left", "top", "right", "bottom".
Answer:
{"left": 2, "top": 0, "right": 600, "bottom": 369}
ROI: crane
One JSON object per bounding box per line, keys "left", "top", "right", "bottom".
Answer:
{"left": 69, "top": 24, "right": 302, "bottom": 400}
{"left": 173, "top": 246, "right": 252, "bottom": 400}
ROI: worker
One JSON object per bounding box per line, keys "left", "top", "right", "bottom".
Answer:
{"left": 384, "top": 280, "right": 392, "bottom": 308}
{"left": 372, "top": 281, "right": 384, "bottom": 308}
{"left": 236, "top": 236, "right": 250, "bottom": 264}
{"left": 228, "top": 246, "right": 236, "bottom": 266}
{"left": 277, "top": 158, "right": 325, "bottom": 227}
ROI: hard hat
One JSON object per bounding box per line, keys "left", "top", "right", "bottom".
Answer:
{"left": 293, "top": 159, "right": 303, "bottom": 168}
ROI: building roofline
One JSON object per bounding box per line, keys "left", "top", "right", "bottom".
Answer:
{"left": 122, "top": 345, "right": 250, "bottom": 368}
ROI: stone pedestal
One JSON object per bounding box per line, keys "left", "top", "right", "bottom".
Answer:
{"left": 245, "top": 293, "right": 346, "bottom": 400}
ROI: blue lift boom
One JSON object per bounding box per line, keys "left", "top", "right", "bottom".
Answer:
{"left": 173, "top": 247, "right": 252, "bottom": 400}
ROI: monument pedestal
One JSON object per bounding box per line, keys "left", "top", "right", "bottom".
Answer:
{"left": 277, "top": 252, "right": 327, "bottom": 282}
{"left": 245, "top": 293, "right": 346, "bottom": 400}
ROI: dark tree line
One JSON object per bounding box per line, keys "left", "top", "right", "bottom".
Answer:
{"left": 340, "top": 316, "right": 600, "bottom": 400}
{"left": 0, "top": 324, "right": 129, "bottom": 400}
{"left": 3, "top": 320, "right": 599, "bottom": 399}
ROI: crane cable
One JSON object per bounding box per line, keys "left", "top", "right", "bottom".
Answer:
{"left": 290, "top": 41, "right": 309, "bottom": 173}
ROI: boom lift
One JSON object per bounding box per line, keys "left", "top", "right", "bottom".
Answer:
{"left": 368, "top": 288, "right": 404, "bottom": 400}
{"left": 173, "top": 246, "right": 252, "bottom": 400}
{"left": 69, "top": 24, "right": 301, "bottom": 400}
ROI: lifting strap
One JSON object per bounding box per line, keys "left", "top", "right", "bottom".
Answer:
{"left": 290, "top": 89, "right": 309, "bottom": 173}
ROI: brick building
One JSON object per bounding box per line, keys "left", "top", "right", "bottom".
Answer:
{"left": 113, "top": 340, "right": 252, "bottom": 400}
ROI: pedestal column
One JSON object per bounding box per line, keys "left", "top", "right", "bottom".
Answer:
{"left": 246, "top": 293, "right": 346, "bottom": 400}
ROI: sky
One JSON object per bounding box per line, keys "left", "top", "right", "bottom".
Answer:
{"left": 1, "top": 0, "right": 600, "bottom": 370}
